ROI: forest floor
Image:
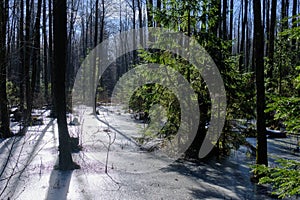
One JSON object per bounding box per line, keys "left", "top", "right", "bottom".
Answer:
{"left": 0, "top": 106, "right": 299, "bottom": 200}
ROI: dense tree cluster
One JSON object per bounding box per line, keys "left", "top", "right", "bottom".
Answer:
{"left": 0, "top": 0, "right": 299, "bottom": 176}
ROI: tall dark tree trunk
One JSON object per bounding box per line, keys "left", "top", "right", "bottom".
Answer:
{"left": 185, "top": 100, "right": 210, "bottom": 159}
{"left": 210, "top": 0, "right": 221, "bottom": 36}
{"left": 265, "top": 0, "right": 270, "bottom": 55}
{"left": 239, "top": 0, "right": 248, "bottom": 72}
{"left": 53, "top": 0, "right": 78, "bottom": 170}
{"left": 132, "top": 0, "right": 137, "bottom": 64}
{"left": 19, "top": 0, "right": 25, "bottom": 112}
{"left": 98, "top": 0, "right": 106, "bottom": 100}
{"left": 201, "top": 2, "right": 207, "bottom": 36}
{"left": 43, "top": 0, "right": 49, "bottom": 101}
{"left": 245, "top": 19, "right": 250, "bottom": 69}
{"left": 146, "top": 0, "right": 153, "bottom": 27}
{"left": 137, "top": 0, "right": 143, "bottom": 45}
{"left": 132, "top": 0, "right": 136, "bottom": 29}
{"left": 268, "top": 0, "right": 277, "bottom": 87}
{"left": 263, "top": 0, "right": 266, "bottom": 30}
{"left": 278, "top": 0, "right": 288, "bottom": 95}
{"left": 66, "top": 0, "right": 79, "bottom": 110}
{"left": 237, "top": 6, "right": 241, "bottom": 54}
{"left": 100, "top": 0, "right": 105, "bottom": 43}
{"left": 91, "top": 0, "right": 99, "bottom": 114}
{"left": 254, "top": 0, "right": 268, "bottom": 166}
{"left": 246, "top": 2, "right": 251, "bottom": 70}
{"left": 32, "top": 0, "right": 42, "bottom": 96}
{"left": 25, "top": 0, "right": 33, "bottom": 123}
{"left": 281, "top": 0, "right": 288, "bottom": 30}
{"left": 156, "top": 0, "right": 161, "bottom": 27}
{"left": 67, "top": 1, "right": 74, "bottom": 95}
{"left": 292, "top": 0, "right": 298, "bottom": 51}
{"left": 222, "top": 0, "right": 228, "bottom": 40}
{"left": 49, "top": 0, "right": 56, "bottom": 116}
{"left": 229, "top": 0, "right": 233, "bottom": 44}
{"left": 0, "top": 0, "right": 12, "bottom": 138}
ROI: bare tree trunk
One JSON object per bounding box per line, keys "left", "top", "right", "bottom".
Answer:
{"left": 132, "top": 0, "right": 137, "bottom": 64}
{"left": 278, "top": 0, "right": 289, "bottom": 95}
{"left": 210, "top": 0, "right": 220, "bottom": 36}
{"left": 91, "top": 0, "right": 99, "bottom": 114}
{"left": 265, "top": 0, "right": 270, "bottom": 55}
{"left": 246, "top": 2, "right": 251, "bottom": 71}
{"left": 222, "top": 0, "right": 228, "bottom": 40}
{"left": 49, "top": 0, "right": 56, "bottom": 117}
{"left": 7, "top": 1, "right": 17, "bottom": 84}
{"left": 292, "top": 0, "right": 298, "bottom": 50}
{"left": 137, "top": 0, "right": 143, "bottom": 45}
{"left": 254, "top": 0, "right": 268, "bottom": 166}
{"left": 98, "top": 0, "right": 106, "bottom": 99}
{"left": 237, "top": 6, "right": 241, "bottom": 55}
{"left": 32, "top": 0, "right": 42, "bottom": 97}
{"left": 263, "top": 0, "right": 266, "bottom": 31}
{"left": 185, "top": 100, "right": 209, "bottom": 159}
{"left": 239, "top": 0, "right": 248, "bottom": 72}
{"left": 43, "top": 0, "right": 49, "bottom": 101}
{"left": 67, "top": 0, "right": 79, "bottom": 109}
{"left": 217, "top": 0, "right": 222, "bottom": 37}
{"left": 281, "top": 0, "right": 288, "bottom": 30}
{"left": 0, "top": 0, "right": 12, "bottom": 138}
{"left": 229, "top": 0, "right": 233, "bottom": 45}
{"left": 268, "top": 0, "right": 277, "bottom": 87}
{"left": 19, "top": 0, "right": 25, "bottom": 112}
{"left": 53, "top": 0, "right": 78, "bottom": 170}
{"left": 24, "top": 0, "right": 33, "bottom": 123}
{"left": 146, "top": 0, "right": 153, "bottom": 27}
{"left": 156, "top": 0, "right": 161, "bottom": 27}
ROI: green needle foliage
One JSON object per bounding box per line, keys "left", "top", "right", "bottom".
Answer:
{"left": 253, "top": 159, "right": 300, "bottom": 199}
{"left": 130, "top": 0, "right": 258, "bottom": 156}
{"left": 265, "top": 18, "right": 300, "bottom": 135}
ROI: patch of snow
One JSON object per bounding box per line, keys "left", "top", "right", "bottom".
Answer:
{"left": 0, "top": 107, "right": 273, "bottom": 199}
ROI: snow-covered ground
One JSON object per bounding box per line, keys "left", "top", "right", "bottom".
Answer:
{"left": 0, "top": 106, "right": 282, "bottom": 200}
{"left": 247, "top": 136, "right": 300, "bottom": 165}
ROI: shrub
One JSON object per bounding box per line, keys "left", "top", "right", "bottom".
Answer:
{"left": 252, "top": 159, "right": 300, "bottom": 199}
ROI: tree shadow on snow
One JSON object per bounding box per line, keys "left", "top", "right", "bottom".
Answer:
{"left": 45, "top": 168, "right": 73, "bottom": 200}
{"left": 160, "top": 158, "right": 266, "bottom": 199}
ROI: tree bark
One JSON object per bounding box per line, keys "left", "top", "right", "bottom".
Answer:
{"left": 185, "top": 100, "right": 210, "bottom": 159}
{"left": 254, "top": 0, "right": 268, "bottom": 166}
{"left": 24, "top": 0, "right": 33, "bottom": 123}
{"left": 0, "top": 0, "right": 12, "bottom": 138}
{"left": 32, "top": 0, "right": 42, "bottom": 96}
{"left": 100, "top": 0, "right": 105, "bottom": 43}
{"left": 91, "top": 0, "right": 99, "bottom": 114}
{"left": 281, "top": 0, "right": 288, "bottom": 30}
{"left": 229, "top": 0, "right": 233, "bottom": 44}
{"left": 222, "top": 0, "right": 228, "bottom": 40}
{"left": 157, "top": 0, "right": 161, "bottom": 27}
{"left": 137, "top": 0, "right": 144, "bottom": 44}
{"left": 19, "top": 0, "right": 25, "bottom": 112}
{"left": 239, "top": 0, "right": 248, "bottom": 72}
{"left": 265, "top": 0, "right": 270, "bottom": 55}
{"left": 292, "top": 0, "right": 298, "bottom": 51}
{"left": 132, "top": 0, "right": 137, "bottom": 64}
{"left": 43, "top": 0, "right": 49, "bottom": 101}
{"left": 268, "top": 0, "right": 277, "bottom": 86}
{"left": 146, "top": 0, "right": 153, "bottom": 27}
{"left": 49, "top": 0, "right": 56, "bottom": 117}
{"left": 237, "top": 6, "right": 241, "bottom": 55}
{"left": 53, "top": 0, "right": 78, "bottom": 170}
